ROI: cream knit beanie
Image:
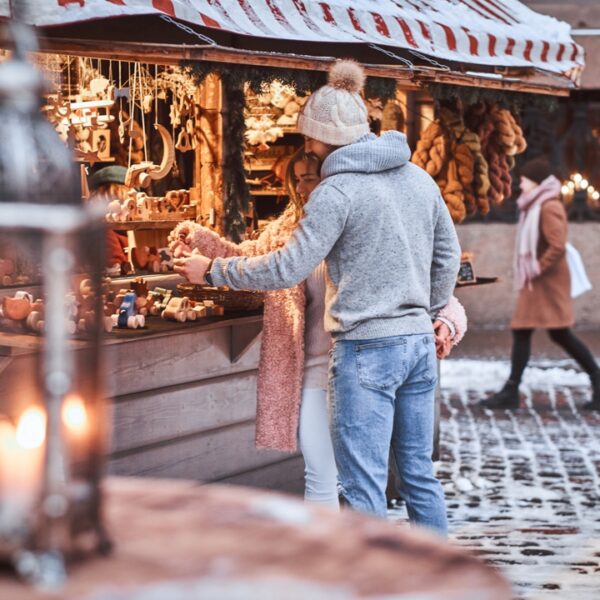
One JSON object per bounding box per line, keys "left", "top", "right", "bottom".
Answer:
{"left": 298, "top": 60, "right": 370, "bottom": 146}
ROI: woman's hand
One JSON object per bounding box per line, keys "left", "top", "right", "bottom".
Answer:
{"left": 173, "top": 249, "right": 212, "bottom": 284}
{"left": 170, "top": 239, "right": 192, "bottom": 258}
{"left": 168, "top": 227, "right": 192, "bottom": 257}
{"left": 433, "top": 319, "right": 453, "bottom": 360}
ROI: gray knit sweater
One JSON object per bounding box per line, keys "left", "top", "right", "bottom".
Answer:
{"left": 211, "top": 131, "right": 461, "bottom": 340}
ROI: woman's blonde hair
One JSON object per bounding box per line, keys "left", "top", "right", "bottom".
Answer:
{"left": 284, "top": 147, "right": 321, "bottom": 222}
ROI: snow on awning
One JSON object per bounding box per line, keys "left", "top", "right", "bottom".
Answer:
{"left": 7, "top": 0, "right": 584, "bottom": 82}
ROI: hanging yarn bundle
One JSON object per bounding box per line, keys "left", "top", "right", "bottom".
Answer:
{"left": 412, "top": 102, "right": 527, "bottom": 221}
{"left": 412, "top": 108, "right": 477, "bottom": 223}
{"left": 466, "top": 103, "right": 527, "bottom": 206}
{"left": 411, "top": 121, "right": 447, "bottom": 178}
{"left": 435, "top": 158, "right": 467, "bottom": 224}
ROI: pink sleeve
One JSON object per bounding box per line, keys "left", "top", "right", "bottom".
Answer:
{"left": 168, "top": 221, "right": 256, "bottom": 258}
{"left": 437, "top": 295, "right": 468, "bottom": 346}
{"left": 168, "top": 209, "right": 291, "bottom": 259}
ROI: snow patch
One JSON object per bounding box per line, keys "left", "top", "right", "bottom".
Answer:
{"left": 440, "top": 359, "right": 591, "bottom": 393}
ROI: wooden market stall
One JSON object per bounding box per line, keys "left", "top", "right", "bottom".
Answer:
{"left": 0, "top": 1, "right": 584, "bottom": 493}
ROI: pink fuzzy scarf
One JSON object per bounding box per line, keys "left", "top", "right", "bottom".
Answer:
{"left": 514, "top": 175, "right": 561, "bottom": 290}
{"left": 170, "top": 206, "right": 306, "bottom": 453}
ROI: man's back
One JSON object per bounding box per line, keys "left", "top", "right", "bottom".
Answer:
{"left": 314, "top": 132, "right": 460, "bottom": 339}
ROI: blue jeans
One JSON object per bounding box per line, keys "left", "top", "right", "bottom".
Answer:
{"left": 329, "top": 333, "right": 448, "bottom": 536}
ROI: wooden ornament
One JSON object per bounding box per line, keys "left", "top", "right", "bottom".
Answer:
{"left": 2, "top": 296, "right": 31, "bottom": 321}
{"left": 149, "top": 124, "right": 175, "bottom": 180}
{"left": 175, "top": 129, "right": 193, "bottom": 153}
{"left": 161, "top": 296, "right": 189, "bottom": 322}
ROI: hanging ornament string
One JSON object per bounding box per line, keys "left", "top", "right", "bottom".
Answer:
{"left": 66, "top": 55, "right": 71, "bottom": 99}
{"left": 138, "top": 62, "right": 148, "bottom": 163}
{"left": 79, "top": 56, "right": 84, "bottom": 93}
{"left": 154, "top": 64, "right": 159, "bottom": 127}
{"left": 172, "top": 83, "right": 176, "bottom": 146}
{"left": 128, "top": 61, "right": 137, "bottom": 169}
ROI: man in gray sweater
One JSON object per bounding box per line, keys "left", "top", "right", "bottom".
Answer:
{"left": 175, "top": 61, "right": 460, "bottom": 535}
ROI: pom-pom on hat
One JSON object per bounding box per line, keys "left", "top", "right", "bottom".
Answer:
{"left": 298, "top": 60, "right": 369, "bottom": 146}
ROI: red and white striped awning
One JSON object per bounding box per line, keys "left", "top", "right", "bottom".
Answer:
{"left": 7, "top": 1, "right": 584, "bottom": 81}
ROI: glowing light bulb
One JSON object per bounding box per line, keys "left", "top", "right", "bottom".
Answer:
{"left": 16, "top": 407, "right": 46, "bottom": 449}
{"left": 574, "top": 173, "right": 582, "bottom": 182}
{"left": 62, "top": 395, "right": 87, "bottom": 434}
{"left": 593, "top": 191, "right": 600, "bottom": 201}
{"left": 581, "top": 179, "right": 589, "bottom": 189}
{"left": 561, "top": 185, "right": 570, "bottom": 195}
{"left": 568, "top": 181, "right": 575, "bottom": 189}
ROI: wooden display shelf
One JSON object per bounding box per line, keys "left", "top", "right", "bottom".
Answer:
{"left": 456, "top": 276, "right": 499, "bottom": 288}
{"left": 108, "top": 272, "right": 183, "bottom": 289}
{"left": 0, "top": 311, "right": 263, "bottom": 356}
{"left": 249, "top": 189, "right": 287, "bottom": 196}
{"left": 106, "top": 220, "right": 187, "bottom": 230}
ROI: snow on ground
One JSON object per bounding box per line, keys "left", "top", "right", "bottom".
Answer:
{"left": 389, "top": 359, "right": 600, "bottom": 600}
{"left": 440, "top": 358, "right": 591, "bottom": 392}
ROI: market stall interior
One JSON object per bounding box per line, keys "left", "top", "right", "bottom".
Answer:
{"left": 0, "top": 1, "right": 584, "bottom": 493}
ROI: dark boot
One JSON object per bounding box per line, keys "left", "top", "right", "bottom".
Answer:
{"left": 480, "top": 381, "right": 520, "bottom": 409}
{"left": 582, "top": 371, "right": 600, "bottom": 411}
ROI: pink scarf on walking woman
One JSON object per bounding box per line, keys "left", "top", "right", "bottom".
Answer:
{"left": 514, "top": 175, "right": 561, "bottom": 290}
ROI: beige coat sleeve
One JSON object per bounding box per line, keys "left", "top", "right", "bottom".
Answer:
{"left": 538, "top": 201, "right": 568, "bottom": 274}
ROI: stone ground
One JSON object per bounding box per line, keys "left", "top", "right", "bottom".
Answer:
{"left": 388, "top": 332, "right": 600, "bottom": 600}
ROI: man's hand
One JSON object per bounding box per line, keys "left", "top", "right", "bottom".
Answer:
{"left": 173, "top": 249, "right": 212, "bottom": 284}
{"left": 433, "top": 319, "right": 453, "bottom": 360}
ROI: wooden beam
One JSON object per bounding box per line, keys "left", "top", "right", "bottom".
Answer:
{"left": 31, "top": 36, "right": 572, "bottom": 96}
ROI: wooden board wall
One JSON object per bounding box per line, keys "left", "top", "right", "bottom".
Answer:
{"left": 0, "top": 319, "right": 304, "bottom": 496}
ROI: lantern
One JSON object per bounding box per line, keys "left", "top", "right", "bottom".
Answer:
{"left": 0, "top": 23, "right": 110, "bottom": 586}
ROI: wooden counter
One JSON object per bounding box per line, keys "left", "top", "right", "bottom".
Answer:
{"left": 0, "top": 312, "right": 305, "bottom": 494}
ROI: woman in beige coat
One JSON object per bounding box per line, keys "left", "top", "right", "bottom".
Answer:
{"left": 481, "top": 157, "right": 600, "bottom": 410}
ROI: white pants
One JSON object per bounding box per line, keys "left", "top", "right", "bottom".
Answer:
{"left": 298, "top": 387, "right": 339, "bottom": 510}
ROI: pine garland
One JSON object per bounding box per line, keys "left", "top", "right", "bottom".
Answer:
{"left": 184, "top": 60, "right": 397, "bottom": 238}
{"left": 221, "top": 73, "right": 249, "bottom": 243}
{"left": 183, "top": 60, "right": 397, "bottom": 101}
{"left": 427, "top": 83, "right": 559, "bottom": 114}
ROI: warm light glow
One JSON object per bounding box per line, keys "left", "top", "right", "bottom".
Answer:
{"left": 593, "top": 191, "right": 600, "bottom": 201}
{"left": 561, "top": 185, "right": 570, "bottom": 195}
{"left": 581, "top": 179, "right": 589, "bottom": 189}
{"left": 62, "top": 395, "right": 87, "bottom": 434}
{"left": 574, "top": 173, "right": 582, "bottom": 182}
{"left": 16, "top": 407, "right": 46, "bottom": 449}
{"left": 568, "top": 181, "right": 575, "bottom": 189}
{"left": 0, "top": 419, "right": 17, "bottom": 449}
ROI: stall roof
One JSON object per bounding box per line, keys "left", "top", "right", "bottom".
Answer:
{"left": 3, "top": 1, "right": 585, "bottom": 93}
{"left": 7, "top": 1, "right": 584, "bottom": 78}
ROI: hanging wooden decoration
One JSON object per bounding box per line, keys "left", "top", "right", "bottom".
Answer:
{"left": 125, "top": 124, "right": 175, "bottom": 188}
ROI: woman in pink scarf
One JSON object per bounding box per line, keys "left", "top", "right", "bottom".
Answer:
{"left": 481, "top": 157, "right": 600, "bottom": 411}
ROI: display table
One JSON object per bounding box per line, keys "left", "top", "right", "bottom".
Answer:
{"left": 0, "top": 311, "right": 304, "bottom": 493}
{"left": 0, "top": 477, "right": 511, "bottom": 599}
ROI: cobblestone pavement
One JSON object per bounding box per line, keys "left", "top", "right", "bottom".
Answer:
{"left": 389, "top": 359, "right": 600, "bottom": 600}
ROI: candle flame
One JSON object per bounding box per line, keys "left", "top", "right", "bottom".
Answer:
{"left": 62, "top": 395, "right": 87, "bottom": 433}
{"left": 16, "top": 407, "right": 46, "bottom": 449}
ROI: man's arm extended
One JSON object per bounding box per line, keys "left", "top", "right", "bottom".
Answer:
{"left": 210, "top": 183, "right": 350, "bottom": 290}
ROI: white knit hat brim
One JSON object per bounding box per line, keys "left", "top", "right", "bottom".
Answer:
{"left": 298, "top": 113, "right": 370, "bottom": 146}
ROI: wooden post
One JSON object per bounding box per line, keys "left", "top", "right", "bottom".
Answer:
{"left": 195, "top": 74, "right": 224, "bottom": 234}
{"left": 405, "top": 90, "right": 418, "bottom": 151}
